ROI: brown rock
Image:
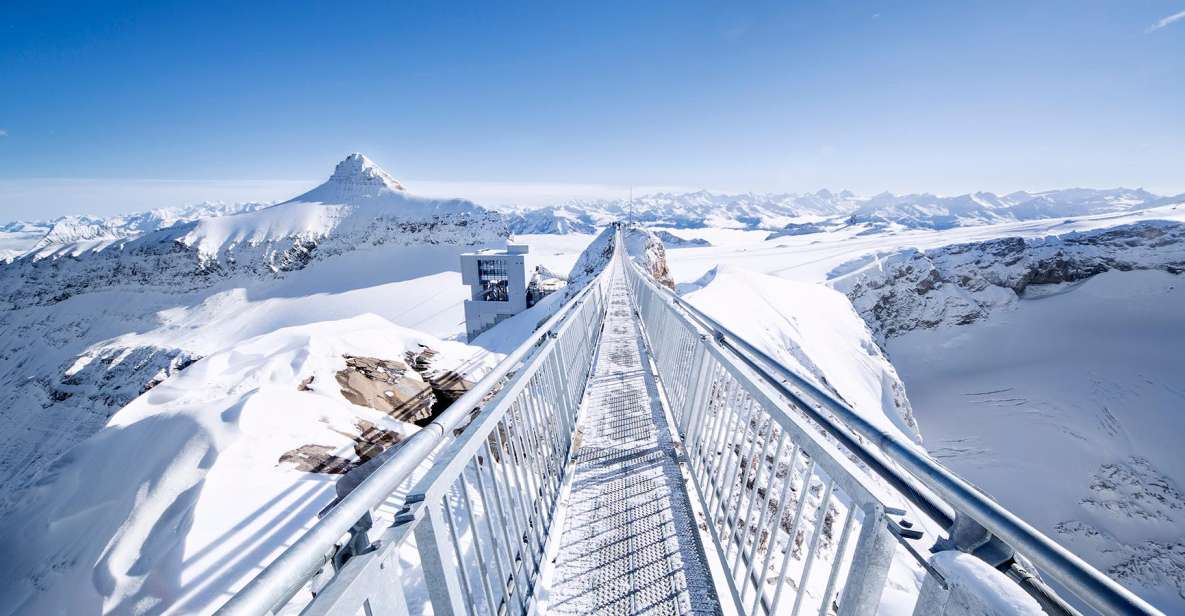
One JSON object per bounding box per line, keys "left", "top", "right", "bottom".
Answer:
{"left": 336, "top": 355, "right": 436, "bottom": 422}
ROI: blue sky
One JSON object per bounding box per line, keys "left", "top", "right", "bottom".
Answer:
{"left": 1, "top": 1, "right": 1183, "bottom": 218}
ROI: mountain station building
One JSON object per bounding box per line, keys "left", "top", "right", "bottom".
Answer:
{"left": 461, "top": 243, "right": 532, "bottom": 341}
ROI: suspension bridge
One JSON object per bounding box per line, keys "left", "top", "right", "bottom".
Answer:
{"left": 216, "top": 228, "right": 1163, "bottom": 616}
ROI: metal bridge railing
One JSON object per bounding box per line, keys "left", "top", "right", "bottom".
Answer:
{"left": 623, "top": 251, "right": 909, "bottom": 616}
{"left": 622, "top": 248, "right": 1162, "bottom": 616}
{"left": 216, "top": 248, "right": 614, "bottom": 616}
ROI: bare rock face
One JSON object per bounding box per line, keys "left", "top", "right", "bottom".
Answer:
{"left": 624, "top": 226, "right": 676, "bottom": 289}
{"left": 335, "top": 355, "right": 435, "bottom": 422}
{"left": 405, "top": 345, "right": 474, "bottom": 411}
{"left": 835, "top": 221, "right": 1185, "bottom": 342}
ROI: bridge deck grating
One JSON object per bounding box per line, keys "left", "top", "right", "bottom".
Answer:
{"left": 543, "top": 277, "right": 720, "bottom": 616}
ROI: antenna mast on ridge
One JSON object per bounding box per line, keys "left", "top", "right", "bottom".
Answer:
{"left": 628, "top": 186, "right": 634, "bottom": 227}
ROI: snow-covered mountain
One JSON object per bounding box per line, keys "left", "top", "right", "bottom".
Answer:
{"left": 826, "top": 221, "right": 1185, "bottom": 609}
{"left": 503, "top": 206, "right": 598, "bottom": 235}
{"left": 503, "top": 187, "right": 1176, "bottom": 233}
{"left": 0, "top": 202, "right": 275, "bottom": 260}
{"left": 2, "top": 154, "right": 508, "bottom": 308}
{"left": 0, "top": 154, "right": 510, "bottom": 521}
{"left": 0, "top": 203, "right": 608, "bottom": 615}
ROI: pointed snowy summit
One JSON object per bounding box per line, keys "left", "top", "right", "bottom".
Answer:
{"left": 327, "top": 153, "right": 405, "bottom": 192}
{"left": 288, "top": 153, "right": 410, "bottom": 204}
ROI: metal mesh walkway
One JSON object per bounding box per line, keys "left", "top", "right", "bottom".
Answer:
{"left": 543, "top": 277, "right": 720, "bottom": 616}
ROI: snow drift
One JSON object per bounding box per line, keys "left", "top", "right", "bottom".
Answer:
{"left": 0, "top": 315, "right": 495, "bottom": 616}
{"left": 678, "top": 266, "right": 921, "bottom": 444}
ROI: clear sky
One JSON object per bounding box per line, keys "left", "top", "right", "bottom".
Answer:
{"left": 1, "top": 1, "right": 1183, "bottom": 218}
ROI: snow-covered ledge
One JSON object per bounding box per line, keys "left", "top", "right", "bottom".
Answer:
{"left": 914, "top": 551, "right": 1043, "bottom": 616}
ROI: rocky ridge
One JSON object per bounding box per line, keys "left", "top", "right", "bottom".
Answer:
{"left": 832, "top": 221, "right": 1185, "bottom": 342}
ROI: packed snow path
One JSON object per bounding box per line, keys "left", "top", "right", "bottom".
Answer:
{"left": 543, "top": 277, "right": 720, "bottom": 616}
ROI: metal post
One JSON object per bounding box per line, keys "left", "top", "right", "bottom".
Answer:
{"left": 837, "top": 503, "right": 895, "bottom": 616}
{"left": 414, "top": 496, "right": 469, "bottom": 616}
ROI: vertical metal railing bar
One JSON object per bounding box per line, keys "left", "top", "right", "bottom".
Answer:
{"left": 458, "top": 469, "right": 501, "bottom": 616}
{"left": 738, "top": 432, "right": 790, "bottom": 602}
{"left": 499, "top": 412, "right": 546, "bottom": 558}
{"left": 767, "top": 459, "right": 818, "bottom": 615}
{"left": 491, "top": 427, "right": 542, "bottom": 574}
{"left": 682, "top": 360, "right": 718, "bottom": 468}
{"left": 512, "top": 397, "right": 552, "bottom": 543}
{"left": 483, "top": 435, "right": 535, "bottom": 575}
{"left": 472, "top": 447, "right": 526, "bottom": 615}
{"left": 482, "top": 436, "right": 535, "bottom": 601}
{"left": 721, "top": 404, "right": 769, "bottom": 560}
{"left": 716, "top": 396, "right": 759, "bottom": 556}
{"left": 818, "top": 501, "right": 857, "bottom": 616}
{"left": 495, "top": 424, "right": 545, "bottom": 563}
{"left": 731, "top": 425, "right": 784, "bottom": 575}
{"left": 506, "top": 400, "right": 548, "bottom": 561}
{"left": 529, "top": 375, "right": 566, "bottom": 538}
{"left": 791, "top": 477, "right": 835, "bottom": 616}
{"left": 528, "top": 374, "right": 565, "bottom": 507}
{"left": 748, "top": 444, "right": 802, "bottom": 616}
{"left": 704, "top": 378, "right": 742, "bottom": 514}
{"left": 715, "top": 395, "right": 758, "bottom": 535}
{"left": 680, "top": 346, "right": 712, "bottom": 440}
{"left": 444, "top": 486, "right": 480, "bottom": 613}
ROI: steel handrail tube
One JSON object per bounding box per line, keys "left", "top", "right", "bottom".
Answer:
{"left": 624, "top": 257, "right": 1162, "bottom": 616}
{"left": 215, "top": 275, "right": 606, "bottom": 616}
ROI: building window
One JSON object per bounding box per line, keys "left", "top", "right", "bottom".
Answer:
{"left": 477, "top": 259, "right": 509, "bottom": 302}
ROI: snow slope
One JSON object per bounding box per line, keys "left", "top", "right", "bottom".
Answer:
{"left": 0, "top": 156, "right": 591, "bottom": 522}
{"left": 0, "top": 202, "right": 274, "bottom": 259}
{"left": 0, "top": 315, "right": 494, "bottom": 616}
{"left": 834, "top": 220, "right": 1185, "bottom": 341}
{"left": 656, "top": 204, "right": 1185, "bottom": 611}
{"left": 678, "top": 266, "right": 920, "bottom": 444}
{"left": 888, "top": 271, "right": 1185, "bottom": 612}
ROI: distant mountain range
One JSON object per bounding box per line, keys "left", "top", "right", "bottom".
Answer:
{"left": 0, "top": 202, "right": 274, "bottom": 261}
{"left": 4, "top": 161, "right": 1182, "bottom": 260}
{"left": 502, "top": 187, "right": 1184, "bottom": 235}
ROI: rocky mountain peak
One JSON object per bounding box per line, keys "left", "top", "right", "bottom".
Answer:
{"left": 325, "top": 153, "right": 405, "bottom": 193}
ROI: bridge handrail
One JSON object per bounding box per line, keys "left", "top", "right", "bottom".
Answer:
{"left": 623, "top": 254, "right": 1161, "bottom": 616}
{"left": 622, "top": 244, "right": 911, "bottom": 616}
{"left": 215, "top": 244, "right": 616, "bottom": 616}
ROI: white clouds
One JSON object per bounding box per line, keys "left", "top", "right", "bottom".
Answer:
{"left": 0, "top": 129, "right": 7, "bottom": 138}
{"left": 1147, "top": 8, "right": 1185, "bottom": 32}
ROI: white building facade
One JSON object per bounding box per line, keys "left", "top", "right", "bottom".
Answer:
{"left": 460, "top": 243, "right": 531, "bottom": 341}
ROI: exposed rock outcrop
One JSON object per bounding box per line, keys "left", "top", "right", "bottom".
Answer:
{"left": 833, "top": 221, "right": 1185, "bottom": 342}
{"left": 656, "top": 230, "right": 711, "bottom": 248}
{"left": 624, "top": 226, "right": 675, "bottom": 289}
{"left": 335, "top": 355, "right": 436, "bottom": 422}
